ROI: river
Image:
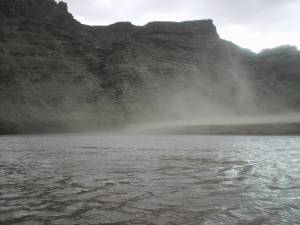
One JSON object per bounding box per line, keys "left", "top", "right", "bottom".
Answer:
{"left": 0, "top": 134, "right": 299, "bottom": 224}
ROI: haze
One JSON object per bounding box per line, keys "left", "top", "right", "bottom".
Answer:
{"left": 58, "top": 0, "right": 300, "bottom": 52}
{"left": 1, "top": 0, "right": 299, "bottom": 134}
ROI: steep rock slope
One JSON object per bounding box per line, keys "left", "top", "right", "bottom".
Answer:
{"left": 0, "top": 0, "right": 299, "bottom": 133}
{"left": 254, "top": 46, "right": 300, "bottom": 111}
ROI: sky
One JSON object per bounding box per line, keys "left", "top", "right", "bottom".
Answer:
{"left": 59, "top": 0, "right": 300, "bottom": 52}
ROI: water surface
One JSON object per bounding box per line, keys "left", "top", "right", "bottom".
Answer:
{"left": 0, "top": 134, "right": 299, "bottom": 224}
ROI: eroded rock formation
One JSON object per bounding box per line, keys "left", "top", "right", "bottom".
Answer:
{"left": 0, "top": 0, "right": 299, "bottom": 133}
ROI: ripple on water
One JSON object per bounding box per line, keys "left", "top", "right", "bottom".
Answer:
{"left": 0, "top": 134, "right": 300, "bottom": 224}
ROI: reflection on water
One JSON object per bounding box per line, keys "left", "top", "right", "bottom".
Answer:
{"left": 0, "top": 134, "right": 300, "bottom": 225}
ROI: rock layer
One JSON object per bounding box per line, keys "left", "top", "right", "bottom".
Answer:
{"left": 0, "top": 0, "right": 299, "bottom": 133}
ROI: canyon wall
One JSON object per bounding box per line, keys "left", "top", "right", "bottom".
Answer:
{"left": 0, "top": 0, "right": 299, "bottom": 133}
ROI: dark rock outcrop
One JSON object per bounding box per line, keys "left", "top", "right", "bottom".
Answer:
{"left": 254, "top": 46, "right": 300, "bottom": 111}
{"left": 0, "top": 0, "right": 299, "bottom": 133}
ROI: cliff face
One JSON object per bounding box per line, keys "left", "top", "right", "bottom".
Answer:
{"left": 254, "top": 46, "right": 300, "bottom": 111}
{"left": 0, "top": 0, "right": 299, "bottom": 133}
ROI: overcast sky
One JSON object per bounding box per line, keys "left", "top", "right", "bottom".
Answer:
{"left": 59, "top": 0, "right": 300, "bottom": 52}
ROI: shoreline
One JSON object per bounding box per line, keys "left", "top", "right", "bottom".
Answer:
{"left": 127, "top": 122, "right": 300, "bottom": 135}
{"left": 1, "top": 122, "right": 300, "bottom": 136}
